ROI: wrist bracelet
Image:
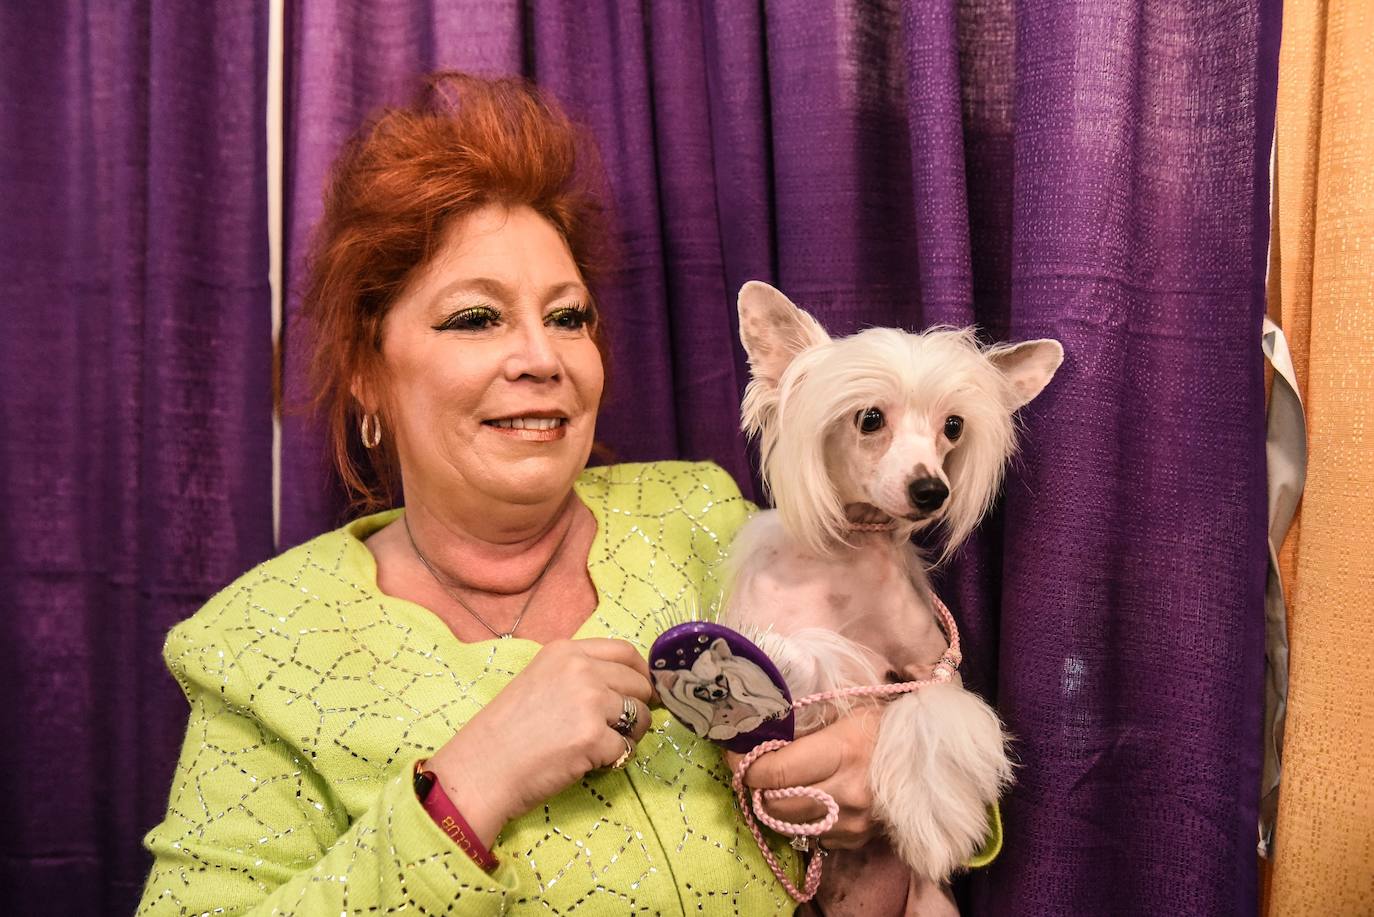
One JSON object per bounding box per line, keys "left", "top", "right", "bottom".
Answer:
{"left": 413, "top": 760, "right": 500, "bottom": 871}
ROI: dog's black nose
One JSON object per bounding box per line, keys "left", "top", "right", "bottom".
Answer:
{"left": 908, "top": 477, "right": 949, "bottom": 513}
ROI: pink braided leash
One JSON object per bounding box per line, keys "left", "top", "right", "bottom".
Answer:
{"left": 730, "top": 593, "right": 962, "bottom": 904}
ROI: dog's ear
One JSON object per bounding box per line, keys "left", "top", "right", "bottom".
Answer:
{"left": 988, "top": 339, "right": 1064, "bottom": 408}
{"left": 707, "top": 638, "right": 735, "bottom": 661}
{"left": 737, "top": 281, "right": 830, "bottom": 388}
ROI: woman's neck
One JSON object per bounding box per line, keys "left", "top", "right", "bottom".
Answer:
{"left": 400, "top": 490, "right": 583, "bottom": 596}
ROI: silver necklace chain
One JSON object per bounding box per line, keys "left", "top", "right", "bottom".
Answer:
{"left": 403, "top": 511, "right": 571, "bottom": 639}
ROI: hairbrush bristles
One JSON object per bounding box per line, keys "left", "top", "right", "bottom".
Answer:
{"left": 649, "top": 591, "right": 720, "bottom": 634}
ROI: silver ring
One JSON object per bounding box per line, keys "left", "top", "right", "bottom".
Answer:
{"left": 609, "top": 733, "right": 634, "bottom": 770}
{"left": 789, "top": 835, "right": 827, "bottom": 855}
{"left": 613, "top": 696, "right": 638, "bottom": 736}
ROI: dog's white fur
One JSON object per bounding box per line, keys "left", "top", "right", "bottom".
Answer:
{"left": 723, "top": 281, "right": 1062, "bottom": 881}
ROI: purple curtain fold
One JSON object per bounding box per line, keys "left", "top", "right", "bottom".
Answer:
{"left": 0, "top": 1, "right": 272, "bottom": 913}
{"left": 283, "top": 3, "right": 1276, "bottom": 912}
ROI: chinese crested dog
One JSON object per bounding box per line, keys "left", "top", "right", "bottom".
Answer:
{"left": 722, "top": 281, "right": 1061, "bottom": 899}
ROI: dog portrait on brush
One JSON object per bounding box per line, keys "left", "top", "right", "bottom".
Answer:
{"left": 654, "top": 638, "right": 792, "bottom": 741}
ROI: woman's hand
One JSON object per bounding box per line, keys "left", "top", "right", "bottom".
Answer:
{"left": 725, "top": 704, "right": 885, "bottom": 850}
{"left": 426, "top": 638, "right": 655, "bottom": 846}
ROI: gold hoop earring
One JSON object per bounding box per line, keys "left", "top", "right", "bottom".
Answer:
{"left": 360, "top": 413, "right": 382, "bottom": 449}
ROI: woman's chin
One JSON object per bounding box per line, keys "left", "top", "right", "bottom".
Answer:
{"left": 481, "top": 450, "right": 591, "bottom": 505}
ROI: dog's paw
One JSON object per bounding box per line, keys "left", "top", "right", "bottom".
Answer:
{"left": 869, "top": 681, "right": 1013, "bottom": 880}
{"left": 752, "top": 627, "right": 887, "bottom": 732}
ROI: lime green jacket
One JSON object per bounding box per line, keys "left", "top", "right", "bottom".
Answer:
{"left": 139, "top": 460, "right": 1002, "bottom": 915}
{"left": 138, "top": 462, "right": 806, "bottom": 915}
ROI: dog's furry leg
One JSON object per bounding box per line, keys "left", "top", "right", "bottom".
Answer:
{"left": 869, "top": 681, "right": 1013, "bottom": 880}
{"left": 752, "top": 628, "right": 884, "bottom": 733}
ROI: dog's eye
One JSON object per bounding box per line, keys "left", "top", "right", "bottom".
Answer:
{"left": 714, "top": 675, "right": 727, "bottom": 685}
{"left": 857, "top": 407, "right": 885, "bottom": 434}
{"left": 944, "top": 415, "right": 964, "bottom": 441}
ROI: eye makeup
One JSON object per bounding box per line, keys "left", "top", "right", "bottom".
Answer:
{"left": 546, "top": 303, "right": 595, "bottom": 332}
{"left": 432, "top": 305, "right": 499, "bottom": 332}
{"left": 431, "top": 301, "right": 597, "bottom": 334}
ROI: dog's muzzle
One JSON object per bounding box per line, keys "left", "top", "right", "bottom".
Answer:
{"left": 908, "top": 476, "right": 949, "bottom": 514}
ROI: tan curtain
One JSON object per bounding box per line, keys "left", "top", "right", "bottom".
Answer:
{"left": 1265, "top": 1, "right": 1374, "bottom": 913}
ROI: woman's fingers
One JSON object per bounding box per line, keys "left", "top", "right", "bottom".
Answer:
{"left": 821, "top": 804, "right": 882, "bottom": 848}
{"left": 554, "top": 642, "right": 653, "bottom": 749}
{"left": 595, "top": 719, "right": 638, "bottom": 769}
{"left": 758, "top": 787, "right": 878, "bottom": 848}
{"left": 732, "top": 708, "right": 886, "bottom": 849}
{"left": 533, "top": 640, "right": 654, "bottom": 742}
{"left": 824, "top": 823, "right": 880, "bottom": 849}
{"left": 756, "top": 777, "right": 867, "bottom": 825}
{"left": 575, "top": 637, "right": 653, "bottom": 682}
{"left": 759, "top": 793, "right": 828, "bottom": 824}
{"left": 603, "top": 691, "right": 653, "bottom": 742}
{"left": 555, "top": 640, "right": 655, "bottom": 719}
{"left": 435, "top": 639, "right": 663, "bottom": 826}
{"left": 589, "top": 658, "right": 654, "bottom": 704}
{"left": 739, "top": 732, "right": 844, "bottom": 789}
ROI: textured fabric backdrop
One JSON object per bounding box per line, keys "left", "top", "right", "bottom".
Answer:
{"left": 1265, "top": 1, "right": 1374, "bottom": 912}
{"left": 279, "top": 2, "right": 1278, "bottom": 914}
{"left": 0, "top": 2, "right": 272, "bottom": 913}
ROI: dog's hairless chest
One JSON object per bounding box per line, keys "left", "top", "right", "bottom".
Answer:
{"left": 733, "top": 524, "right": 952, "bottom": 683}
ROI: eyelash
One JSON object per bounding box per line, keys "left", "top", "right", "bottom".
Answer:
{"left": 433, "top": 304, "right": 594, "bottom": 333}
{"left": 549, "top": 304, "right": 594, "bottom": 331}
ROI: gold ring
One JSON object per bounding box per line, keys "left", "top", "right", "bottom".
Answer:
{"left": 609, "top": 733, "right": 634, "bottom": 770}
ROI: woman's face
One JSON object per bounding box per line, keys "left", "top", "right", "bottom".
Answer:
{"left": 371, "top": 204, "right": 604, "bottom": 515}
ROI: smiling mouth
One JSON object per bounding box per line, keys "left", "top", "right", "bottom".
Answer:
{"left": 483, "top": 417, "right": 568, "bottom": 430}
{"left": 481, "top": 416, "right": 570, "bottom": 442}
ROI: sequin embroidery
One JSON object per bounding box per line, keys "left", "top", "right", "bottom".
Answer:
{"left": 137, "top": 461, "right": 802, "bottom": 915}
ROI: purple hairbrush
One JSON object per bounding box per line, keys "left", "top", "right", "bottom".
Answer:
{"left": 649, "top": 619, "right": 795, "bottom": 754}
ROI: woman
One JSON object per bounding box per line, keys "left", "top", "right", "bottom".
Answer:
{"left": 136, "top": 73, "right": 891, "bottom": 915}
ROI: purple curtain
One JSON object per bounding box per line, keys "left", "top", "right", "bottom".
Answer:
{"left": 0, "top": 2, "right": 272, "bottom": 913}
{"left": 284, "top": 2, "right": 1277, "bottom": 913}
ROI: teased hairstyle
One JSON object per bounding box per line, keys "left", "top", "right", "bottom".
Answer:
{"left": 298, "top": 72, "right": 612, "bottom": 512}
{"left": 744, "top": 327, "right": 1022, "bottom": 562}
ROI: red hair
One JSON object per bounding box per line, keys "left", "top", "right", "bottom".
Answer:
{"left": 299, "top": 72, "right": 612, "bottom": 513}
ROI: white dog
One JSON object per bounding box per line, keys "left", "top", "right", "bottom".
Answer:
{"left": 722, "top": 281, "right": 1061, "bottom": 897}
